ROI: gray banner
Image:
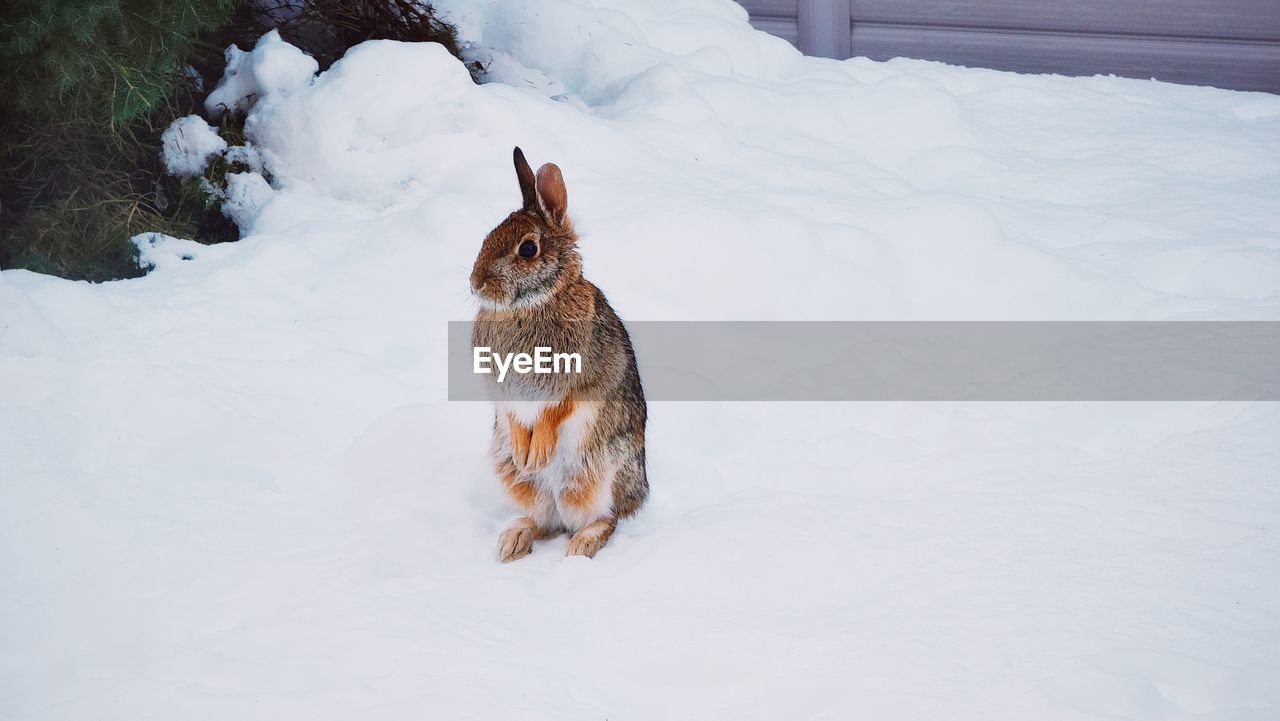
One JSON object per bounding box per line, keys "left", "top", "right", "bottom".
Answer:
{"left": 448, "top": 322, "right": 1280, "bottom": 401}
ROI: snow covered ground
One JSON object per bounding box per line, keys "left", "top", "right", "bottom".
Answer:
{"left": 3, "top": 1, "right": 1280, "bottom": 718}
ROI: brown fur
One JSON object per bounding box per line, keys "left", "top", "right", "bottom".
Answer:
{"left": 506, "top": 414, "right": 531, "bottom": 470}
{"left": 496, "top": 458, "right": 537, "bottom": 510}
{"left": 565, "top": 518, "right": 615, "bottom": 559}
{"left": 526, "top": 400, "right": 575, "bottom": 471}
{"left": 498, "top": 516, "right": 542, "bottom": 562}
{"left": 473, "top": 148, "right": 648, "bottom": 562}
{"left": 559, "top": 467, "right": 601, "bottom": 514}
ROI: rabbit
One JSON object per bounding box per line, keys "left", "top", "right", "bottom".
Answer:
{"left": 470, "top": 147, "right": 648, "bottom": 562}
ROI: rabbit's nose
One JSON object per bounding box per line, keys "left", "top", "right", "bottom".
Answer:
{"left": 470, "top": 270, "right": 489, "bottom": 293}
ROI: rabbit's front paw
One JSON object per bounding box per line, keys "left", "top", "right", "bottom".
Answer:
{"left": 525, "top": 422, "right": 557, "bottom": 472}
{"left": 498, "top": 517, "right": 538, "bottom": 562}
{"left": 508, "top": 415, "right": 532, "bottom": 472}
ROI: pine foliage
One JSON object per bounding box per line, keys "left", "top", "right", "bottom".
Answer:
{"left": 1, "top": 0, "right": 237, "bottom": 125}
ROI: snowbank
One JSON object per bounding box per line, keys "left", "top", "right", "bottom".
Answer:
{"left": 3, "top": 1, "right": 1279, "bottom": 719}
{"left": 221, "top": 171, "right": 275, "bottom": 230}
{"left": 204, "top": 29, "right": 318, "bottom": 119}
{"left": 160, "top": 115, "right": 227, "bottom": 177}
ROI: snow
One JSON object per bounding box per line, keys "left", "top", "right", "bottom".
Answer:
{"left": 159, "top": 115, "right": 227, "bottom": 177}
{"left": 220, "top": 171, "right": 275, "bottom": 230}
{"left": 133, "top": 232, "right": 208, "bottom": 272}
{"left": 4, "top": 1, "right": 1280, "bottom": 719}
{"left": 223, "top": 143, "right": 265, "bottom": 174}
{"left": 203, "top": 29, "right": 318, "bottom": 119}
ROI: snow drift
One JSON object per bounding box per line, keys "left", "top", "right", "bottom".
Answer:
{"left": 2, "top": 0, "right": 1279, "bottom": 719}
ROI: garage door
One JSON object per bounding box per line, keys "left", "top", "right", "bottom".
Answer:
{"left": 738, "top": 0, "right": 1280, "bottom": 93}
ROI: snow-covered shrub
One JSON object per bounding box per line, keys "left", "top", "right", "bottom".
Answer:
{"left": 0, "top": 0, "right": 464, "bottom": 281}
{"left": 163, "top": 32, "right": 300, "bottom": 237}
{"left": 0, "top": 0, "right": 237, "bottom": 280}
{"left": 157, "top": 111, "right": 271, "bottom": 240}
{"left": 162, "top": 116, "right": 229, "bottom": 177}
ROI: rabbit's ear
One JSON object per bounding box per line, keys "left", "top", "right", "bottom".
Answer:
{"left": 535, "top": 163, "right": 568, "bottom": 226}
{"left": 513, "top": 147, "right": 537, "bottom": 210}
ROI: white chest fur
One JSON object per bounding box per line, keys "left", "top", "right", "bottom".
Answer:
{"left": 494, "top": 400, "right": 610, "bottom": 531}
{"left": 496, "top": 400, "right": 550, "bottom": 428}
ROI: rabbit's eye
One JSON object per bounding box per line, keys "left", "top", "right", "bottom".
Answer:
{"left": 517, "top": 240, "right": 538, "bottom": 258}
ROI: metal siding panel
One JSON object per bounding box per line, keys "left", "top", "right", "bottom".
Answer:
{"left": 849, "top": 0, "right": 1280, "bottom": 43}
{"left": 737, "top": 0, "right": 800, "bottom": 19}
{"left": 851, "top": 24, "right": 1280, "bottom": 93}
{"left": 734, "top": 1, "right": 1280, "bottom": 92}
{"left": 800, "top": 0, "right": 853, "bottom": 57}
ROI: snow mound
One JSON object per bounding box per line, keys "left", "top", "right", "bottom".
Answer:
{"left": 160, "top": 115, "right": 227, "bottom": 177}
{"left": 243, "top": 40, "right": 478, "bottom": 204}
{"left": 223, "top": 143, "right": 265, "bottom": 174}
{"left": 133, "top": 232, "right": 208, "bottom": 272}
{"left": 204, "top": 29, "right": 318, "bottom": 119}
{"left": 465, "top": 46, "right": 572, "bottom": 101}
{"left": 221, "top": 171, "right": 274, "bottom": 230}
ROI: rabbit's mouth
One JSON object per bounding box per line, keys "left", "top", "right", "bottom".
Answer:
{"left": 472, "top": 275, "right": 508, "bottom": 303}
{"left": 476, "top": 283, "right": 539, "bottom": 312}
{"left": 474, "top": 282, "right": 555, "bottom": 312}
